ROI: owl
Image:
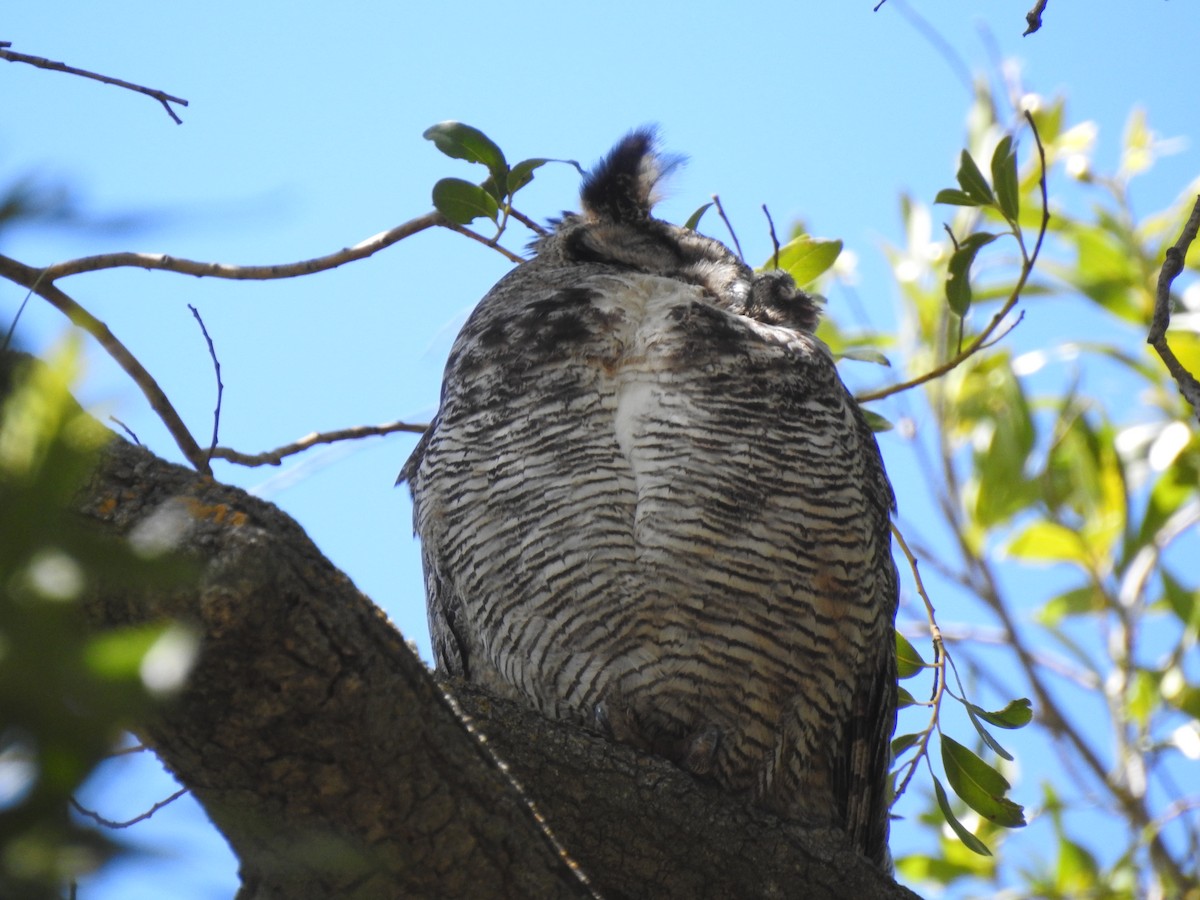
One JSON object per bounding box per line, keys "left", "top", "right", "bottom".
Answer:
{"left": 400, "top": 130, "right": 898, "bottom": 866}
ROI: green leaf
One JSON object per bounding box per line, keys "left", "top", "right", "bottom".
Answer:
{"left": 860, "top": 409, "right": 894, "bottom": 433}
{"left": 935, "top": 188, "right": 982, "bottom": 208}
{"left": 940, "top": 735, "right": 1026, "bottom": 827}
{"left": 964, "top": 706, "right": 1013, "bottom": 762}
{"left": 990, "top": 135, "right": 1020, "bottom": 223}
{"left": 423, "top": 122, "right": 509, "bottom": 191}
{"left": 683, "top": 202, "right": 713, "bottom": 231}
{"left": 84, "top": 624, "right": 167, "bottom": 680}
{"left": 891, "top": 732, "right": 922, "bottom": 757}
{"left": 895, "top": 631, "right": 926, "bottom": 679}
{"left": 897, "top": 685, "right": 919, "bottom": 709}
{"left": 431, "top": 177, "right": 499, "bottom": 225}
{"left": 837, "top": 347, "right": 891, "bottom": 367}
{"left": 970, "top": 698, "right": 1033, "bottom": 730}
{"left": 773, "top": 236, "right": 842, "bottom": 287}
{"left": 933, "top": 776, "right": 993, "bottom": 856}
{"left": 956, "top": 150, "right": 995, "bottom": 206}
{"left": 507, "top": 158, "right": 547, "bottom": 195}
{"left": 945, "top": 244, "right": 977, "bottom": 317}
{"left": 1006, "top": 520, "right": 1091, "bottom": 567}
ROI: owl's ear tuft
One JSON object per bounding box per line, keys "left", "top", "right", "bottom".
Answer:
{"left": 581, "top": 127, "right": 684, "bottom": 224}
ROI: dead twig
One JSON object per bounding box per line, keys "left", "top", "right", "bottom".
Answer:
{"left": 70, "top": 788, "right": 188, "bottom": 829}
{"left": 711, "top": 195, "right": 745, "bottom": 262}
{"left": 209, "top": 420, "right": 427, "bottom": 468}
{"left": 187, "top": 304, "right": 223, "bottom": 466}
{"left": 1024, "top": 0, "right": 1049, "bottom": 36}
{"left": 0, "top": 253, "right": 209, "bottom": 473}
{"left": 1147, "top": 194, "right": 1200, "bottom": 422}
{"left": 0, "top": 41, "right": 188, "bottom": 124}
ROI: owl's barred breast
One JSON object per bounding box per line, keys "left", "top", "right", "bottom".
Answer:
{"left": 403, "top": 129, "right": 897, "bottom": 867}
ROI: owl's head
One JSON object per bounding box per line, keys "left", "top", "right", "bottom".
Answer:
{"left": 536, "top": 129, "right": 820, "bottom": 333}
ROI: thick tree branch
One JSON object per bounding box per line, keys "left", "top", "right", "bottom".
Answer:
{"left": 76, "top": 434, "right": 919, "bottom": 899}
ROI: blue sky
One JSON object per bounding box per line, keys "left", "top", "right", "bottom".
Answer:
{"left": 3, "top": 2, "right": 1198, "bottom": 897}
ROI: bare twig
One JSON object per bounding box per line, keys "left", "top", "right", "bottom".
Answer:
{"left": 857, "top": 111, "right": 1049, "bottom": 404}
{"left": 1147, "top": 194, "right": 1200, "bottom": 422}
{"left": 38, "top": 212, "right": 447, "bottom": 282}
{"left": 0, "top": 42, "right": 188, "bottom": 124}
{"left": 0, "top": 253, "right": 209, "bottom": 472}
{"left": 442, "top": 220, "right": 526, "bottom": 264}
{"left": 710, "top": 195, "right": 745, "bottom": 262}
{"left": 507, "top": 206, "right": 549, "bottom": 237}
{"left": 762, "top": 205, "right": 781, "bottom": 270}
{"left": 187, "top": 304, "right": 223, "bottom": 465}
{"left": 209, "top": 420, "right": 427, "bottom": 468}
{"left": 108, "top": 416, "right": 141, "bottom": 445}
{"left": 1024, "top": 0, "right": 1049, "bottom": 36}
{"left": 70, "top": 788, "right": 188, "bottom": 829}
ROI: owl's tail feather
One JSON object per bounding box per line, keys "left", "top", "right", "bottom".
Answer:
{"left": 581, "top": 127, "right": 683, "bottom": 224}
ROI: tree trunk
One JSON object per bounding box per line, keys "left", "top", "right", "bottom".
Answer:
{"left": 78, "top": 436, "right": 920, "bottom": 900}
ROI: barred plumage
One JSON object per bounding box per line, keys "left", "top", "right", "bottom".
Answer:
{"left": 400, "top": 129, "right": 898, "bottom": 866}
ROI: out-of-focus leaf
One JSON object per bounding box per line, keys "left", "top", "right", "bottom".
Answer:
{"left": 773, "top": 235, "right": 842, "bottom": 287}
{"left": 896, "top": 631, "right": 927, "bottom": 679}
{"left": 991, "top": 134, "right": 1020, "bottom": 223}
{"left": 933, "top": 776, "right": 993, "bottom": 856}
{"left": 83, "top": 624, "right": 167, "bottom": 681}
{"left": 431, "top": 178, "right": 500, "bottom": 225}
{"left": 1038, "top": 585, "right": 1108, "bottom": 625}
{"left": 838, "top": 347, "right": 891, "bottom": 367}
{"left": 1162, "top": 569, "right": 1200, "bottom": 635}
{"left": 1128, "top": 669, "right": 1161, "bottom": 728}
{"left": 683, "top": 202, "right": 713, "bottom": 231}
{"left": 940, "top": 735, "right": 1026, "bottom": 828}
{"left": 1006, "top": 520, "right": 1092, "bottom": 567}
{"left": 956, "top": 150, "right": 995, "bottom": 206}
{"left": 964, "top": 707, "right": 1014, "bottom": 762}
{"left": 423, "top": 121, "right": 509, "bottom": 191}
{"left": 860, "top": 409, "right": 894, "bottom": 433}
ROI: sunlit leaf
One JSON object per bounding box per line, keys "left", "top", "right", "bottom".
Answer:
{"left": 431, "top": 178, "right": 500, "bottom": 225}
{"left": 84, "top": 624, "right": 168, "bottom": 680}
{"left": 940, "top": 735, "right": 1026, "bottom": 828}
{"left": 423, "top": 121, "right": 509, "bottom": 191}
{"left": 773, "top": 236, "right": 842, "bottom": 287}
{"left": 1038, "top": 585, "right": 1107, "bottom": 625}
{"left": 1006, "top": 520, "right": 1091, "bottom": 567}
{"left": 837, "top": 347, "right": 891, "bottom": 367}
{"left": 933, "top": 776, "right": 993, "bottom": 856}
{"left": 860, "top": 409, "right": 894, "bottom": 433}
{"left": 683, "top": 202, "right": 713, "bottom": 231}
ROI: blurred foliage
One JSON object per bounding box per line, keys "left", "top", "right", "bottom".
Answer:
{"left": 860, "top": 81, "right": 1200, "bottom": 898}
{"left": 0, "top": 344, "right": 193, "bottom": 898}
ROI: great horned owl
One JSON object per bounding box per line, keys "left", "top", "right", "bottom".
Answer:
{"left": 400, "top": 130, "right": 898, "bottom": 866}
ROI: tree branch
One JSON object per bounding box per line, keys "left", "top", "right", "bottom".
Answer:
{"left": 0, "top": 41, "right": 188, "bottom": 124}
{"left": 75, "top": 433, "right": 920, "bottom": 899}
{"left": 209, "top": 421, "right": 427, "bottom": 468}
{"left": 1147, "top": 194, "right": 1200, "bottom": 423}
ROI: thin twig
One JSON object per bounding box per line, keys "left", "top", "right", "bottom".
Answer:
{"left": 0, "top": 42, "right": 188, "bottom": 124}
{"left": 108, "top": 416, "right": 141, "bottom": 445}
{"left": 209, "top": 420, "right": 427, "bottom": 468}
{"left": 187, "top": 304, "right": 223, "bottom": 466}
{"left": 710, "top": 195, "right": 745, "bottom": 262}
{"left": 442, "top": 220, "right": 526, "bottom": 264}
{"left": 0, "top": 253, "right": 209, "bottom": 472}
{"left": 38, "top": 212, "right": 447, "bottom": 282}
{"left": 1147, "top": 194, "right": 1200, "bottom": 422}
{"left": 762, "top": 204, "right": 781, "bottom": 270}
{"left": 857, "top": 111, "right": 1049, "bottom": 404}
{"left": 1024, "top": 0, "right": 1049, "bottom": 36}
{"left": 507, "top": 206, "right": 549, "bottom": 237}
{"left": 70, "top": 788, "right": 188, "bottom": 829}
